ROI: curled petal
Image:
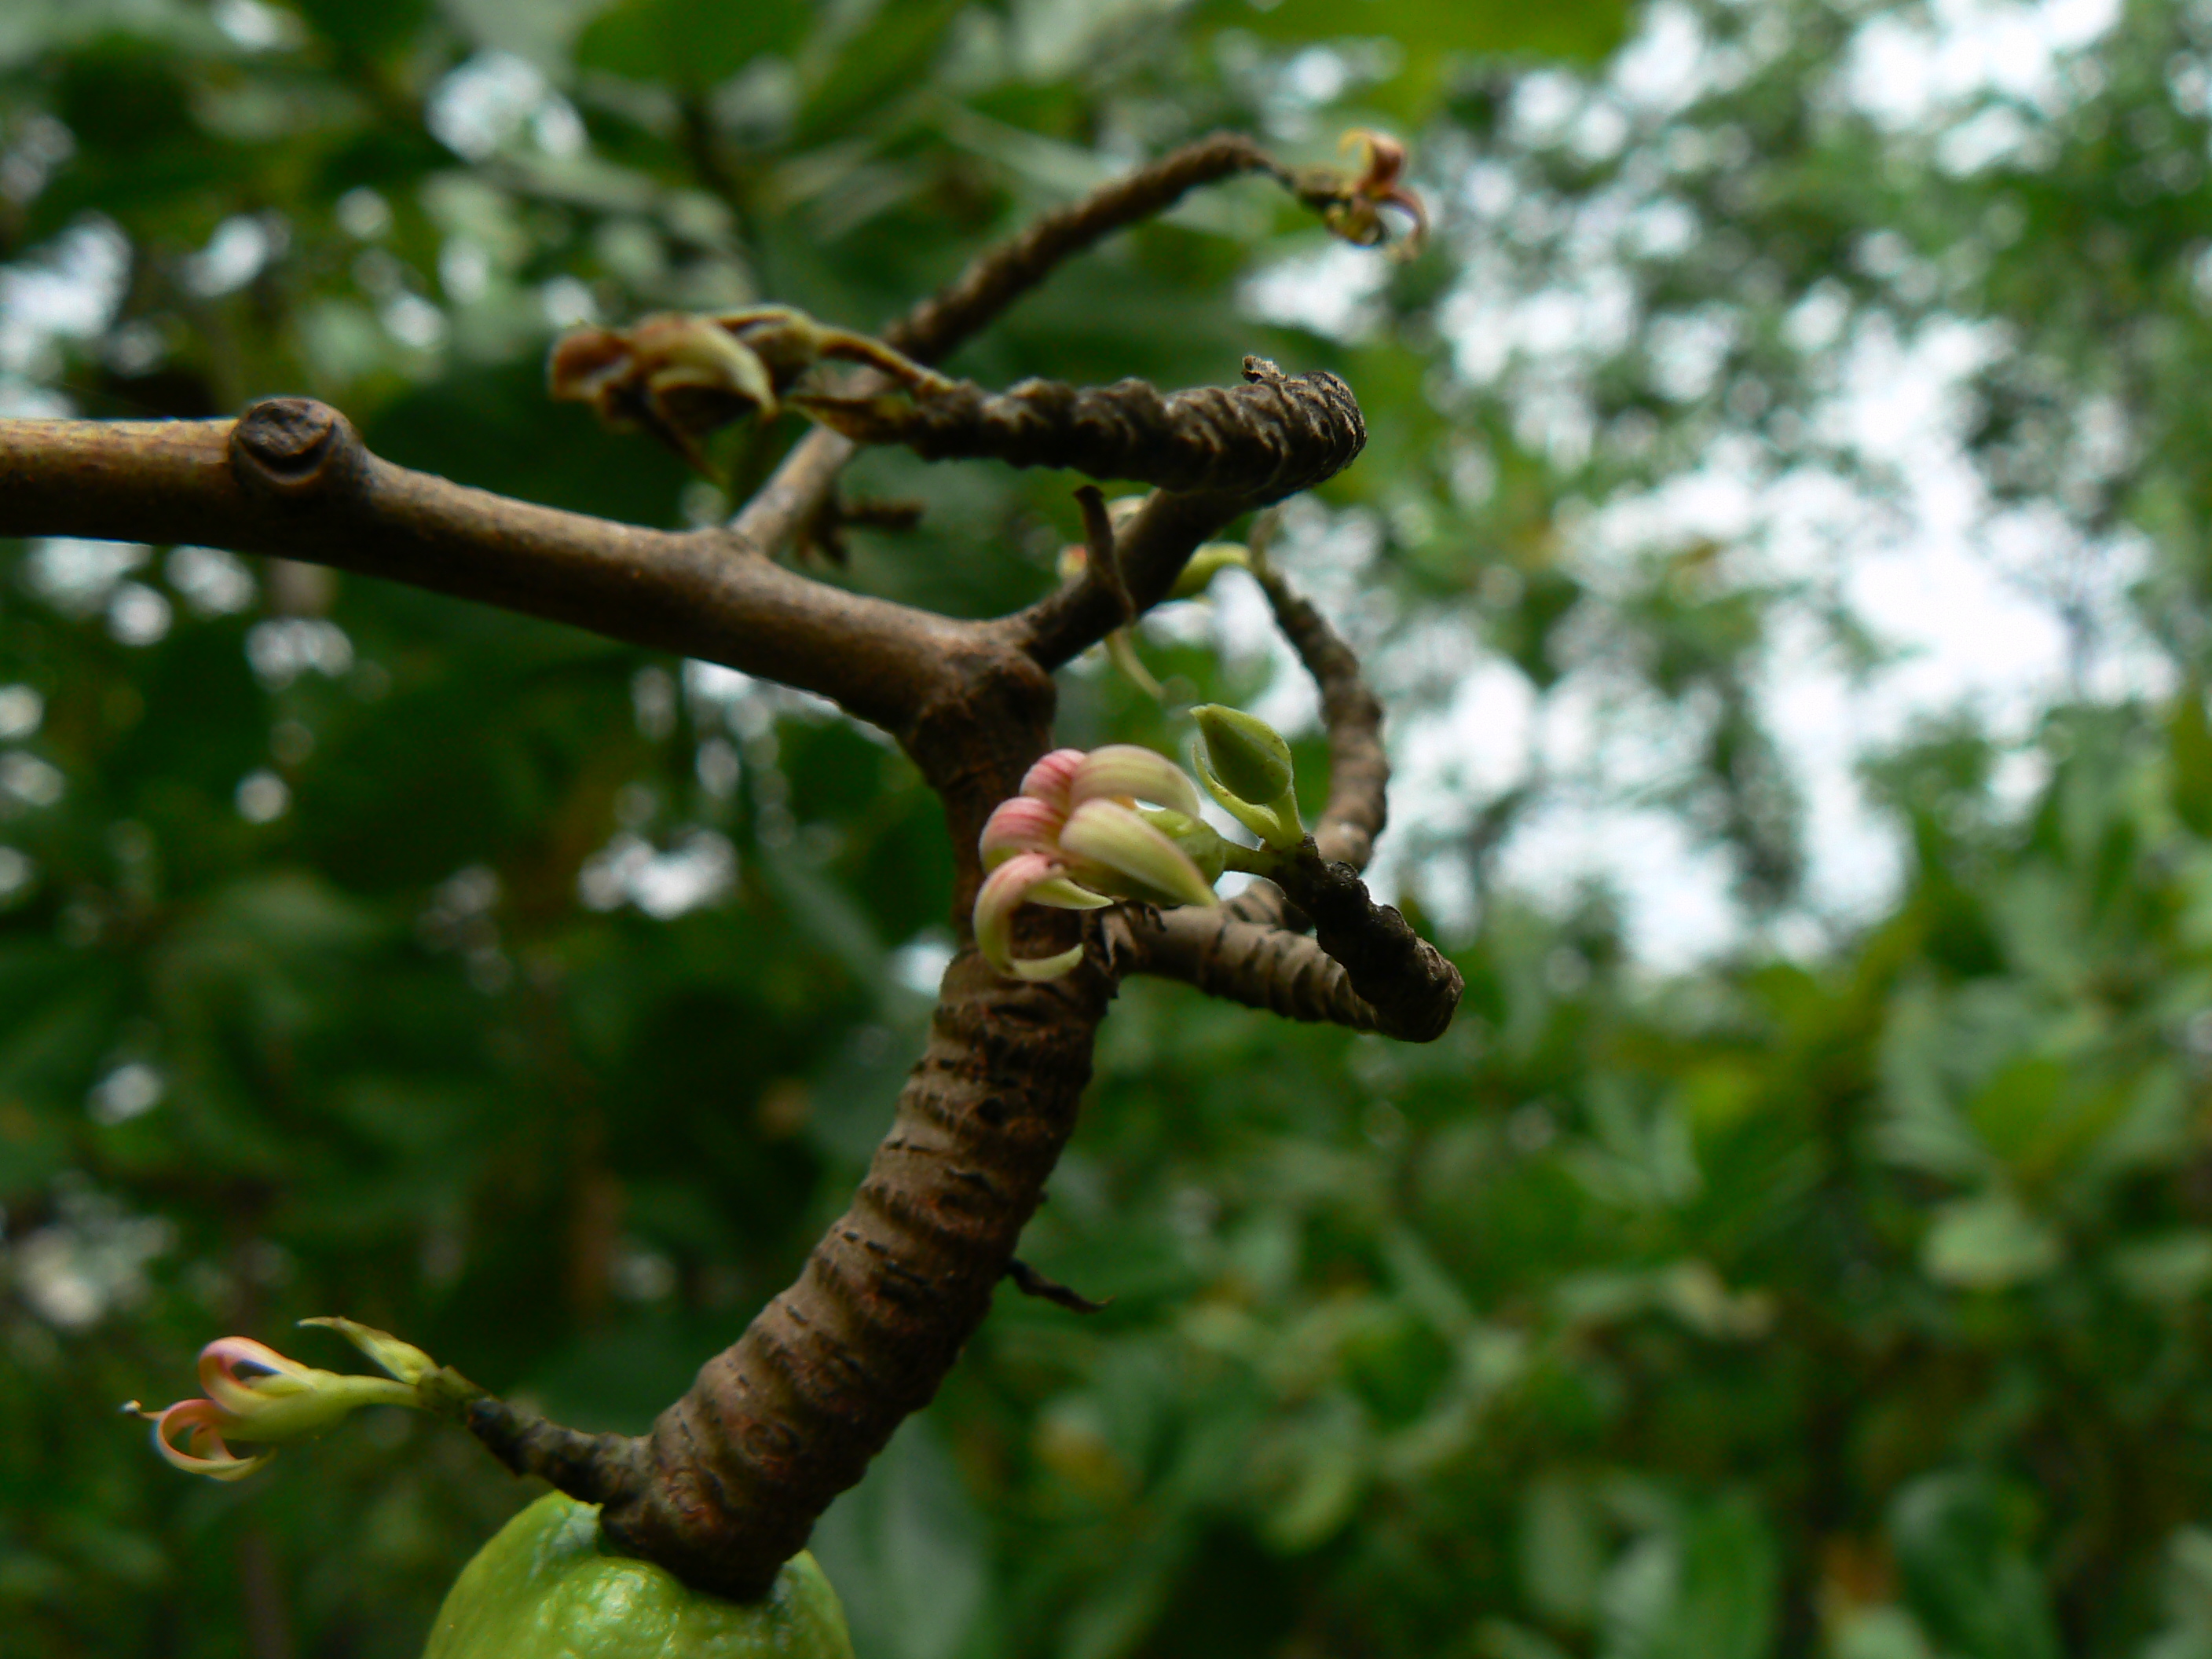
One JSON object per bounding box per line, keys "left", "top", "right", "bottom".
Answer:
{"left": 1028, "top": 875, "right": 1115, "bottom": 910}
{"left": 1342, "top": 127, "right": 1406, "bottom": 189}
{"left": 980, "top": 795, "right": 1066, "bottom": 870}
{"left": 138, "top": 1399, "right": 274, "bottom": 1482}
{"left": 199, "top": 1336, "right": 317, "bottom": 1417}
{"left": 974, "top": 852, "right": 1088, "bottom": 981}
{"left": 1020, "top": 749, "right": 1088, "bottom": 813}
{"left": 1068, "top": 744, "right": 1203, "bottom": 816}
{"left": 1058, "top": 800, "right": 1220, "bottom": 910}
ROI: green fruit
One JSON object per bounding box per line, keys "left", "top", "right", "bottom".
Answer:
{"left": 423, "top": 1492, "right": 855, "bottom": 1659}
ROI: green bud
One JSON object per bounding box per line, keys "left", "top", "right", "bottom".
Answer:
{"left": 1188, "top": 705, "right": 1303, "bottom": 852}
{"left": 1192, "top": 705, "right": 1294, "bottom": 806}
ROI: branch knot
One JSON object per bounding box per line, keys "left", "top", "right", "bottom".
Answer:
{"left": 230, "top": 397, "right": 365, "bottom": 501}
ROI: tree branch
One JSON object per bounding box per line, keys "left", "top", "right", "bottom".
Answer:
{"left": 797, "top": 356, "right": 1364, "bottom": 502}
{"left": 1, "top": 127, "right": 1459, "bottom": 1604}
{"left": 0, "top": 399, "right": 981, "bottom": 738}
{"left": 882, "top": 132, "right": 1288, "bottom": 365}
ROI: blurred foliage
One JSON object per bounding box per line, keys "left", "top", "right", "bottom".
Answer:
{"left": 13, "top": 2, "right": 2212, "bottom": 1659}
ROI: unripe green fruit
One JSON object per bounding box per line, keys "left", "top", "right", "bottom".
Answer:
{"left": 423, "top": 1492, "right": 855, "bottom": 1659}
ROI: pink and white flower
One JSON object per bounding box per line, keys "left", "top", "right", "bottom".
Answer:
{"left": 974, "top": 745, "right": 1222, "bottom": 981}
{"left": 125, "top": 1331, "right": 421, "bottom": 1481}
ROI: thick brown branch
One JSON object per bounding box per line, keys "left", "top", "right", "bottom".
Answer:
{"left": 541, "top": 948, "right": 1114, "bottom": 1600}
{"left": 0, "top": 400, "right": 980, "bottom": 736}
{"left": 798, "top": 356, "right": 1364, "bottom": 502}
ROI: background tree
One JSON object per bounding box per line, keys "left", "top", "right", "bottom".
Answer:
{"left": 13, "top": 3, "right": 2212, "bottom": 1659}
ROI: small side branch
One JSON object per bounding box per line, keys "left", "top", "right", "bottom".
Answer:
{"left": 884, "top": 133, "right": 1288, "bottom": 364}
{"left": 467, "top": 1397, "right": 640, "bottom": 1506}
{"left": 1251, "top": 549, "right": 1386, "bottom": 873}
{"left": 725, "top": 133, "right": 1307, "bottom": 562}
{"left": 1108, "top": 906, "right": 1393, "bottom": 1034}
{"left": 1005, "top": 1257, "right": 1111, "bottom": 1313}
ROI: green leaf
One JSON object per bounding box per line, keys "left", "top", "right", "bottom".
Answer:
{"left": 1921, "top": 1191, "right": 2062, "bottom": 1290}
{"left": 575, "top": 0, "right": 814, "bottom": 90}
{"left": 1889, "top": 1472, "right": 2060, "bottom": 1659}
{"left": 2171, "top": 680, "right": 2212, "bottom": 837}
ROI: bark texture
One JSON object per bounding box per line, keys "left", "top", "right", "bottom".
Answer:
{"left": 800, "top": 357, "right": 1365, "bottom": 504}
{"left": 599, "top": 951, "right": 1113, "bottom": 1598}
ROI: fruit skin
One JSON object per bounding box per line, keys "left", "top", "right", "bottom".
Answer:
{"left": 423, "top": 1492, "right": 855, "bottom": 1659}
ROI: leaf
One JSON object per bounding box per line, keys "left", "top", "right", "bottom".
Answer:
{"left": 575, "top": 0, "right": 814, "bottom": 89}
{"left": 2172, "top": 680, "right": 2212, "bottom": 837}
{"left": 1195, "top": 0, "right": 1631, "bottom": 118}
{"left": 1199, "top": 0, "right": 1628, "bottom": 60}
{"left": 808, "top": 1416, "right": 988, "bottom": 1659}
{"left": 1921, "top": 1191, "right": 2062, "bottom": 1290}
{"left": 293, "top": 0, "right": 430, "bottom": 59}
{"left": 1889, "top": 1471, "right": 2060, "bottom": 1659}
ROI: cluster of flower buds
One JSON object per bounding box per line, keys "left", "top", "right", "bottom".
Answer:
{"left": 125, "top": 1317, "right": 452, "bottom": 1481}
{"left": 549, "top": 305, "right": 949, "bottom": 476}
{"left": 975, "top": 745, "right": 1228, "bottom": 981}
{"left": 974, "top": 709, "right": 1309, "bottom": 982}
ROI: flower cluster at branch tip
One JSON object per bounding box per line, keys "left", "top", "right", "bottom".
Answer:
{"left": 549, "top": 305, "right": 949, "bottom": 477}
{"left": 123, "top": 1317, "right": 438, "bottom": 1481}
{"left": 976, "top": 745, "right": 1226, "bottom": 981}
{"left": 1192, "top": 704, "right": 1305, "bottom": 851}
{"left": 1304, "top": 130, "right": 1427, "bottom": 255}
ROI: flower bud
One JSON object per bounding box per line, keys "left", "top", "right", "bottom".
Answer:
{"left": 126, "top": 1327, "right": 428, "bottom": 1483}
{"left": 1019, "top": 749, "right": 1089, "bottom": 814}
{"left": 1192, "top": 705, "right": 1293, "bottom": 804}
{"left": 1190, "top": 705, "right": 1304, "bottom": 851}
{"left": 980, "top": 795, "right": 1065, "bottom": 869}
{"left": 1068, "top": 744, "right": 1203, "bottom": 817}
{"left": 1058, "top": 800, "right": 1220, "bottom": 910}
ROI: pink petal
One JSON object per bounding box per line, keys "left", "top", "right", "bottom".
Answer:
{"left": 146, "top": 1399, "right": 273, "bottom": 1482}
{"left": 973, "top": 851, "right": 1086, "bottom": 982}
{"left": 199, "top": 1336, "right": 313, "bottom": 1417}
{"left": 979, "top": 795, "right": 1064, "bottom": 870}
{"left": 1018, "top": 749, "right": 1087, "bottom": 814}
